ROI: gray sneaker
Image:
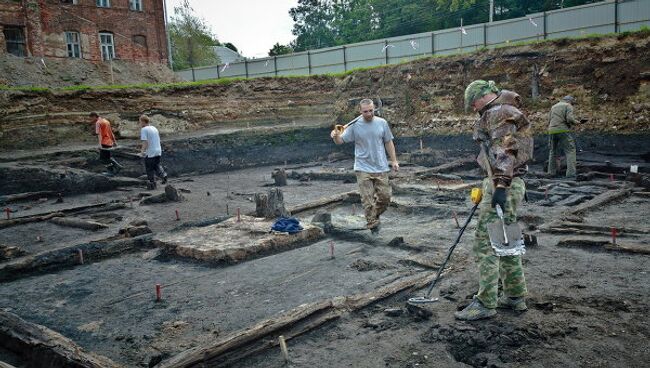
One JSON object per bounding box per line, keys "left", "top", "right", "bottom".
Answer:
{"left": 497, "top": 295, "right": 527, "bottom": 311}
{"left": 454, "top": 297, "right": 496, "bottom": 321}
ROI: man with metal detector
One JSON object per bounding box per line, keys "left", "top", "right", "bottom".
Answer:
{"left": 454, "top": 80, "right": 533, "bottom": 321}
{"left": 330, "top": 99, "right": 399, "bottom": 235}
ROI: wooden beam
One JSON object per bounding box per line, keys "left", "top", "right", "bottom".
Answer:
{"left": 288, "top": 191, "right": 358, "bottom": 215}
{"left": 50, "top": 217, "right": 109, "bottom": 231}
{"left": 0, "top": 310, "right": 121, "bottom": 368}
{"left": 567, "top": 189, "right": 631, "bottom": 216}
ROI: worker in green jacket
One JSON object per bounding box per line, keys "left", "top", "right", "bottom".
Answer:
{"left": 547, "top": 95, "right": 578, "bottom": 179}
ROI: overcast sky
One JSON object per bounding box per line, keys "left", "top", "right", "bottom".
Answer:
{"left": 165, "top": 0, "right": 298, "bottom": 59}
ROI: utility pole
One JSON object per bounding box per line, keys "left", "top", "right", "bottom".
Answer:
{"left": 489, "top": 0, "right": 494, "bottom": 23}
{"left": 163, "top": 0, "right": 174, "bottom": 69}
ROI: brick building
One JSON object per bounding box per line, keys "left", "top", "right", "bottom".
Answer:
{"left": 0, "top": 0, "right": 169, "bottom": 64}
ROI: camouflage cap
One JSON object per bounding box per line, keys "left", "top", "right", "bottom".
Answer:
{"left": 562, "top": 95, "right": 575, "bottom": 103}
{"left": 464, "top": 80, "right": 500, "bottom": 112}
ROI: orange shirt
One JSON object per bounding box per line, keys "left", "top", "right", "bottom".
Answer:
{"left": 96, "top": 118, "right": 115, "bottom": 146}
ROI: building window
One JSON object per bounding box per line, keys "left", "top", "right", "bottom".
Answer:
{"left": 3, "top": 27, "right": 26, "bottom": 57}
{"left": 96, "top": 0, "right": 110, "bottom": 8}
{"left": 65, "top": 31, "right": 81, "bottom": 58}
{"left": 99, "top": 32, "right": 115, "bottom": 60}
{"left": 129, "top": 0, "right": 143, "bottom": 11}
{"left": 61, "top": 0, "right": 78, "bottom": 4}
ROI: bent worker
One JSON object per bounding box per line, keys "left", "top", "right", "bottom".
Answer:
{"left": 547, "top": 95, "right": 578, "bottom": 179}
{"left": 456, "top": 80, "right": 533, "bottom": 321}
{"left": 330, "top": 98, "right": 399, "bottom": 235}
{"left": 90, "top": 112, "right": 122, "bottom": 175}
{"left": 139, "top": 114, "right": 168, "bottom": 190}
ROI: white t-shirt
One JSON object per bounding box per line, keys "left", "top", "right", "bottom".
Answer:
{"left": 341, "top": 116, "right": 394, "bottom": 173}
{"left": 140, "top": 125, "right": 162, "bottom": 158}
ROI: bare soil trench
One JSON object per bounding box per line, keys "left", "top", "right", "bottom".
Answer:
{"left": 0, "top": 132, "right": 649, "bottom": 368}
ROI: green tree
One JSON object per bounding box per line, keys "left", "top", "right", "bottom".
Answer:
{"left": 289, "top": 0, "right": 337, "bottom": 51}
{"left": 169, "top": 0, "right": 220, "bottom": 71}
{"left": 269, "top": 43, "right": 293, "bottom": 56}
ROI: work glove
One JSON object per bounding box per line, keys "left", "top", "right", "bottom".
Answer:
{"left": 491, "top": 187, "right": 507, "bottom": 211}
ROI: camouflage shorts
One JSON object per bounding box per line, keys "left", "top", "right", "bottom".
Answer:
{"left": 473, "top": 177, "right": 527, "bottom": 308}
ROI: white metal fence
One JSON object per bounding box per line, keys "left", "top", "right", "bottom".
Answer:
{"left": 176, "top": 0, "right": 650, "bottom": 81}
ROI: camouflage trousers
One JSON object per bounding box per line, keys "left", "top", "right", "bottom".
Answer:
{"left": 474, "top": 177, "right": 527, "bottom": 309}
{"left": 548, "top": 133, "right": 577, "bottom": 177}
{"left": 356, "top": 172, "right": 391, "bottom": 229}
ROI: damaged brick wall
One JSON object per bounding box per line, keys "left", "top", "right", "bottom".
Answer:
{"left": 1, "top": 0, "right": 168, "bottom": 63}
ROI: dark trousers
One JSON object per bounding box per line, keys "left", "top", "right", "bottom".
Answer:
{"left": 144, "top": 156, "right": 167, "bottom": 183}
{"left": 100, "top": 145, "right": 121, "bottom": 172}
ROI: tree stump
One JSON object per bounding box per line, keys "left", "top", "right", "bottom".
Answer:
{"left": 255, "top": 188, "right": 289, "bottom": 219}
{"left": 272, "top": 168, "right": 288, "bottom": 186}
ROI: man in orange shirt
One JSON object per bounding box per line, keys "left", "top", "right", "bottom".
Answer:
{"left": 90, "top": 112, "right": 123, "bottom": 175}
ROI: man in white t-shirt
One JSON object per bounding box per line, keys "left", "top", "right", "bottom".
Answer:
{"left": 330, "top": 99, "right": 399, "bottom": 235}
{"left": 139, "top": 115, "right": 168, "bottom": 190}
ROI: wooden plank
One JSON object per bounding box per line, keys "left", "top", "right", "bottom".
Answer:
{"left": 50, "top": 217, "right": 109, "bottom": 231}
{"left": 288, "top": 191, "right": 358, "bottom": 215}
{"left": 414, "top": 157, "right": 477, "bottom": 177}
{"left": 567, "top": 189, "right": 631, "bottom": 216}
{"left": 0, "top": 234, "right": 154, "bottom": 282}
{"left": 0, "top": 202, "right": 126, "bottom": 229}
{"left": 159, "top": 300, "right": 333, "bottom": 367}
{"left": 0, "top": 191, "right": 57, "bottom": 204}
{"left": 0, "top": 310, "right": 121, "bottom": 368}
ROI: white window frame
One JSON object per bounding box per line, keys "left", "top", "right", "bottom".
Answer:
{"left": 129, "top": 0, "right": 143, "bottom": 11}
{"left": 65, "top": 31, "right": 81, "bottom": 58}
{"left": 99, "top": 32, "right": 115, "bottom": 61}
{"left": 96, "top": 0, "right": 110, "bottom": 8}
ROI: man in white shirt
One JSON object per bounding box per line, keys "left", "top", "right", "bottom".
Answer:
{"left": 139, "top": 115, "right": 168, "bottom": 190}
{"left": 330, "top": 99, "right": 399, "bottom": 235}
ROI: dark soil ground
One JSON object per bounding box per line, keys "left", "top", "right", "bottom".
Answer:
{"left": 1, "top": 151, "right": 649, "bottom": 367}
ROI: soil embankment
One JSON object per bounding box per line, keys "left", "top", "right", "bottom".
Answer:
{"left": 1, "top": 31, "right": 649, "bottom": 152}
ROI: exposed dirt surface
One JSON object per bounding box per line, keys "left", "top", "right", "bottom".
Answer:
{"left": 1, "top": 30, "right": 649, "bottom": 368}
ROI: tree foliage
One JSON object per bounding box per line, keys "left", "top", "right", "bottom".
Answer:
{"left": 288, "top": 0, "right": 600, "bottom": 51}
{"left": 169, "top": 0, "right": 220, "bottom": 71}
{"left": 269, "top": 43, "right": 293, "bottom": 56}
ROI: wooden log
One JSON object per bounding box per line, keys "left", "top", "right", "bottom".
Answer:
{"left": 0, "top": 360, "right": 17, "bottom": 368}
{"left": 50, "top": 217, "right": 109, "bottom": 231}
{"left": 288, "top": 191, "right": 358, "bottom": 215}
{"left": 414, "top": 157, "right": 477, "bottom": 177}
{"left": 0, "top": 310, "right": 120, "bottom": 368}
{"left": 0, "top": 234, "right": 154, "bottom": 282}
{"left": 0, "top": 212, "right": 64, "bottom": 229}
{"left": 567, "top": 189, "right": 631, "bottom": 216}
{"left": 0, "top": 191, "right": 57, "bottom": 204}
{"left": 287, "top": 171, "right": 356, "bottom": 182}
{"left": 540, "top": 221, "right": 648, "bottom": 235}
{"left": 159, "top": 300, "right": 333, "bottom": 368}
{"left": 556, "top": 237, "right": 650, "bottom": 255}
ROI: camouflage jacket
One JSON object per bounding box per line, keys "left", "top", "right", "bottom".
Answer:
{"left": 548, "top": 101, "right": 577, "bottom": 134}
{"left": 473, "top": 90, "right": 534, "bottom": 187}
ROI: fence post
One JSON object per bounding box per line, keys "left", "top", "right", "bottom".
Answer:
{"left": 274, "top": 56, "right": 278, "bottom": 77}
{"left": 483, "top": 23, "right": 487, "bottom": 47}
{"left": 431, "top": 32, "right": 435, "bottom": 56}
{"left": 307, "top": 51, "right": 311, "bottom": 75}
{"left": 244, "top": 59, "right": 249, "bottom": 78}
{"left": 614, "top": 0, "right": 619, "bottom": 33}
{"left": 543, "top": 11, "right": 547, "bottom": 39}
{"left": 342, "top": 46, "right": 347, "bottom": 71}
{"left": 384, "top": 40, "right": 389, "bottom": 64}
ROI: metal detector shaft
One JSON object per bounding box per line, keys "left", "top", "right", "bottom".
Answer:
{"left": 422, "top": 202, "right": 480, "bottom": 298}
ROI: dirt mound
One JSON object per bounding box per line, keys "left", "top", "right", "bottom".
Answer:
{"left": 349, "top": 258, "right": 392, "bottom": 271}
{"left": 423, "top": 321, "right": 578, "bottom": 367}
